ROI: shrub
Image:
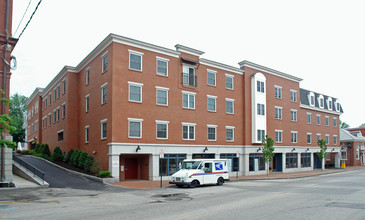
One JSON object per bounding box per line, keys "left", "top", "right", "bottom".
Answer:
{"left": 90, "top": 159, "right": 102, "bottom": 175}
{"left": 22, "top": 150, "right": 34, "bottom": 155}
{"left": 52, "top": 146, "right": 64, "bottom": 162}
{"left": 41, "top": 144, "right": 51, "bottom": 157}
{"left": 66, "top": 149, "right": 74, "bottom": 162}
{"left": 34, "top": 144, "right": 41, "bottom": 153}
{"left": 99, "top": 171, "right": 111, "bottom": 178}
{"left": 78, "top": 151, "right": 88, "bottom": 168}
{"left": 84, "top": 155, "right": 94, "bottom": 172}
{"left": 70, "top": 150, "right": 80, "bottom": 166}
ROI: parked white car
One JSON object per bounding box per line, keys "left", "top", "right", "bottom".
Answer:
{"left": 169, "top": 159, "right": 229, "bottom": 187}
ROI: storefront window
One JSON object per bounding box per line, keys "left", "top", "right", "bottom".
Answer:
{"left": 220, "top": 153, "right": 239, "bottom": 172}
{"left": 301, "top": 153, "right": 311, "bottom": 168}
{"left": 286, "top": 153, "right": 298, "bottom": 168}
{"left": 159, "top": 154, "right": 186, "bottom": 176}
{"left": 249, "top": 153, "right": 265, "bottom": 171}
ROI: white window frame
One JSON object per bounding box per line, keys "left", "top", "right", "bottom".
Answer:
{"left": 207, "top": 95, "right": 217, "bottom": 112}
{"left": 57, "top": 129, "right": 64, "bottom": 142}
{"left": 316, "top": 114, "right": 321, "bottom": 125}
{"left": 182, "top": 122, "right": 196, "bottom": 141}
{"left": 128, "top": 81, "right": 144, "bottom": 103}
{"left": 156, "top": 86, "right": 169, "bottom": 106}
{"left": 225, "top": 74, "right": 234, "bottom": 90}
{"left": 128, "top": 118, "right": 143, "bottom": 139}
{"left": 325, "top": 134, "right": 329, "bottom": 145}
{"left": 156, "top": 120, "right": 169, "bottom": 139}
{"left": 226, "top": 98, "right": 235, "bottom": 114}
{"left": 48, "top": 113, "right": 51, "bottom": 126}
{"left": 291, "top": 109, "right": 297, "bottom": 122}
{"left": 327, "top": 97, "right": 333, "bottom": 110}
{"left": 257, "top": 129, "right": 265, "bottom": 142}
{"left": 101, "top": 82, "right": 108, "bottom": 104}
{"left": 129, "top": 50, "right": 144, "bottom": 71}
{"left": 333, "top": 135, "right": 337, "bottom": 145}
{"left": 85, "top": 125, "right": 89, "bottom": 143}
{"left": 226, "top": 126, "right": 235, "bottom": 142}
{"left": 308, "top": 92, "right": 315, "bottom": 106}
{"left": 62, "top": 102, "right": 66, "bottom": 119}
{"left": 274, "top": 86, "right": 282, "bottom": 99}
{"left": 356, "top": 145, "right": 360, "bottom": 160}
{"left": 325, "top": 116, "right": 329, "bottom": 126}
{"left": 291, "top": 131, "right": 298, "bottom": 143}
{"left": 307, "top": 113, "right": 312, "bottom": 124}
{"left": 62, "top": 79, "right": 66, "bottom": 95}
{"left": 333, "top": 117, "right": 337, "bottom": 127}
{"left": 156, "top": 56, "right": 169, "bottom": 76}
{"left": 100, "top": 119, "right": 107, "bottom": 140}
{"left": 85, "top": 94, "right": 90, "bottom": 112}
{"left": 307, "top": 133, "right": 312, "bottom": 144}
{"left": 275, "top": 106, "right": 283, "bottom": 120}
{"left": 182, "top": 91, "right": 196, "bottom": 109}
{"left": 207, "top": 124, "right": 217, "bottom": 141}
{"left": 86, "top": 68, "right": 90, "bottom": 85}
{"left": 101, "top": 51, "right": 108, "bottom": 73}
{"left": 317, "top": 133, "right": 321, "bottom": 142}
{"left": 275, "top": 130, "right": 283, "bottom": 143}
{"left": 318, "top": 95, "right": 324, "bottom": 109}
{"left": 207, "top": 69, "right": 216, "bottom": 86}
{"left": 257, "top": 80, "right": 265, "bottom": 93}
{"left": 341, "top": 145, "right": 347, "bottom": 160}
{"left": 290, "top": 89, "right": 297, "bottom": 102}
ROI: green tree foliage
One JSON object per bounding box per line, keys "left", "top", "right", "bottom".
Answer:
{"left": 9, "top": 93, "right": 27, "bottom": 143}
{"left": 340, "top": 120, "right": 350, "bottom": 129}
{"left": 84, "top": 155, "right": 94, "bottom": 172}
{"left": 262, "top": 135, "right": 275, "bottom": 175}
{"left": 78, "top": 151, "right": 88, "bottom": 168}
{"left": 0, "top": 89, "right": 16, "bottom": 148}
{"left": 41, "top": 144, "right": 51, "bottom": 157}
{"left": 52, "top": 146, "right": 64, "bottom": 162}
{"left": 70, "top": 149, "right": 80, "bottom": 166}
{"left": 66, "top": 149, "right": 74, "bottom": 162}
{"left": 317, "top": 139, "right": 327, "bottom": 171}
{"left": 34, "top": 143, "right": 41, "bottom": 153}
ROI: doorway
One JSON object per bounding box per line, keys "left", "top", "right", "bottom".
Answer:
{"left": 125, "top": 158, "right": 138, "bottom": 179}
{"left": 272, "top": 153, "right": 282, "bottom": 172}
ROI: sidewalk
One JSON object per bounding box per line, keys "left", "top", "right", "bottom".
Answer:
{"left": 110, "top": 166, "right": 365, "bottom": 189}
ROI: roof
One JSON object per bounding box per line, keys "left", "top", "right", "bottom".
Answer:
{"left": 300, "top": 88, "right": 344, "bottom": 114}
{"left": 25, "top": 87, "right": 43, "bottom": 106}
{"left": 340, "top": 129, "right": 365, "bottom": 142}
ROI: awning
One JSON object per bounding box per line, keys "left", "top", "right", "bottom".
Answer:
{"left": 28, "top": 137, "right": 37, "bottom": 144}
{"left": 181, "top": 57, "right": 198, "bottom": 65}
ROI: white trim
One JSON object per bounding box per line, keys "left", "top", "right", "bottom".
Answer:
{"left": 207, "top": 69, "right": 217, "bottom": 86}
{"left": 207, "top": 69, "right": 217, "bottom": 73}
{"left": 156, "top": 87, "right": 168, "bottom": 106}
{"left": 129, "top": 50, "right": 143, "bottom": 71}
{"left": 128, "top": 118, "right": 143, "bottom": 139}
{"left": 226, "top": 126, "right": 235, "bottom": 129}
{"left": 156, "top": 56, "right": 169, "bottom": 62}
{"left": 207, "top": 125, "right": 217, "bottom": 141}
{"left": 57, "top": 129, "right": 64, "bottom": 134}
{"left": 307, "top": 133, "right": 312, "bottom": 144}
{"left": 291, "top": 131, "right": 298, "bottom": 143}
{"left": 156, "top": 121, "right": 168, "bottom": 140}
{"left": 207, "top": 95, "right": 218, "bottom": 99}
{"left": 155, "top": 120, "right": 169, "bottom": 124}
{"left": 181, "top": 90, "right": 196, "bottom": 95}
{"left": 101, "top": 119, "right": 107, "bottom": 140}
{"left": 128, "top": 81, "right": 144, "bottom": 86}
{"left": 300, "top": 104, "right": 342, "bottom": 115}
{"left": 128, "top": 49, "right": 144, "bottom": 56}
{"left": 101, "top": 51, "right": 108, "bottom": 58}
{"left": 182, "top": 122, "right": 196, "bottom": 126}
{"left": 85, "top": 125, "right": 89, "bottom": 143}
{"left": 207, "top": 95, "right": 217, "bottom": 112}
{"left": 129, "top": 82, "right": 143, "bottom": 103}
{"left": 128, "top": 118, "right": 144, "bottom": 122}
{"left": 100, "top": 82, "right": 108, "bottom": 88}
{"left": 155, "top": 86, "right": 169, "bottom": 90}
{"left": 100, "top": 118, "right": 107, "bottom": 123}
{"left": 200, "top": 58, "right": 243, "bottom": 75}
{"left": 207, "top": 124, "right": 218, "bottom": 128}
{"left": 275, "top": 130, "right": 283, "bottom": 143}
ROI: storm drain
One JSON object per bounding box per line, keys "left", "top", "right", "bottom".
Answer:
{"left": 151, "top": 193, "right": 192, "bottom": 203}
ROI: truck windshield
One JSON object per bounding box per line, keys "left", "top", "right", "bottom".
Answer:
{"left": 181, "top": 161, "right": 201, "bottom": 170}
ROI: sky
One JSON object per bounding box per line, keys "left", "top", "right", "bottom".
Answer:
{"left": 9, "top": 0, "right": 365, "bottom": 127}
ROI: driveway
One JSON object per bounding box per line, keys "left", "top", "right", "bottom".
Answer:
{"left": 19, "top": 156, "right": 124, "bottom": 192}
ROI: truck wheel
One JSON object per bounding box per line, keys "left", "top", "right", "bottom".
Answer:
{"left": 190, "top": 180, "right": 199, "bottom": 188}
{"left": 217, "top": 177, "right": 224, "bottom": 186}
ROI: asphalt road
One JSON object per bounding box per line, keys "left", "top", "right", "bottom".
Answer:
{"left": 2, "top": 168, "right": 365, "bottom": 219}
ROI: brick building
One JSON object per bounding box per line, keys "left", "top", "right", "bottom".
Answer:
{"left": 25, "top": 34, "right": 343, "bottom": 181}
{"left": 340, "top": 128, "right": 365, "bottom": 166}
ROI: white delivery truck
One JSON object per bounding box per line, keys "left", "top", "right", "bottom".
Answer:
{"left": 169, "top": 159, "right": 229, "bottom": 188}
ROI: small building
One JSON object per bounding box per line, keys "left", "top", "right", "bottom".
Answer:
{"left": 340, "top": 129, "right": 365, "bottom": 166}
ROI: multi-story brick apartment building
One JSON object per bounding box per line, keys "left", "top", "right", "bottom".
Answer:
{"left": 25, "top": 33, "right": 343, "bottom": 181}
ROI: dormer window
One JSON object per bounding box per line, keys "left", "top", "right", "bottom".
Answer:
{"left": 308, "top": 92, "right": 315, "bottom": 106}
{"left": 318, "top": 95, "right": 324, "bottom": 108}
{"left": 327, "top": 97, "right": 333, "bottom": 110}
{"left": 334, "top": 100, "right": 341, "bottom": 112}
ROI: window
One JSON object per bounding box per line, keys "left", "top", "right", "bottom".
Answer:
{"left": 301, "top": 153, "right": 311, "bottom": 168}
{"left": 307, "top": 133, "right": 312, "bottom": 144}
{"left": 57, "top": 86, "right": 60, "bottom": 98}
{"left": 58, "top": 130, "right": 64, "bottom": 142}
{"left": 317, "top": 134, "right": 321, "bottom": 142}
{"left": 207, "top": 95, "right": 217, "bottom": 112}
{"left": 327, "top": 98, "right": 333, "bottom": 110}
{"left": 182, "top": 91, "right": 195, "bottom": 109}
{"left": 48, "top": 114, "right": 51, "bottom": 126}
{"left": 129, "top": 50, "right": 143, "bottom": 71}
{"left": 53, "top": 110, "right": 56, "bottom": 123}
{"left": 319, "top": 95, "right": 324, "bottom": 108}
{"left": 220, "top": 154, "right": 239, "bottom": 172}
{"left": 357, "top": 145, "right": 360, "bottom": 160}
{"left": 341, "top": 146, "right": 347, "bottom": 160}
{"left": 249, "top": 153, "right": 265, "bottom": 171}
{"left": 309, "top": 92, "right": 315, "bottom": 106}
{"left": 156, "top": 120, "right": 168, "bottom": 139}
{"left": 49, "top": 94, "right": 51, "bottom": 106}
{"left": 275, "top": 86, "right": 282, "bottom": 99}
{"left": 85, "top": 95, "right": 90, "bottom": 112}
{"left": 333, "top": 135, "right": 337, "bottom": 145}
{"left": 102, "top": 52, "right": 108, "bottom": 73}
{"left": 44, "top": 98, "right": 47, "bottom": 110}
{"left": 101, "top": 119, "right": 107, "bottom": 139}
{"left": 101, "top": 83, "right": 107, "bottom": 104}
{"left": 316, "top": 114, "right": 321, "bottom": 125}
{"left": 257, "top": 129, "right": 265, "bottom": 142}
{"left": 128, "top": 82, "right": 143, "bottom": 103}
{"left": 62, "top": 103, "right": 66, "bottom": 119}
{"left": 182, "top": 123, "right": 195, "bottom": 140}
{"left": 85, "top": 126, "right": 89, "bottom": 143}
{"left": 286, "top": 153, "right": 298, "bottom": 168}
{"left": 325, "top": 134, "right": 329, "bottom": 144}
{"left": 226, "top": 98, "right": 234, "bottom": 114}
{"left": 291, "top": 110, "right": 297, "bottom": 122}
{"left": 307, "top": 113, "right": 311, "bottom": 124}
{"left": 275, "top": 130, "right": 283, "bottom": 143}
{"left": 257, "top": 104, "right": 265, "bottom": 116}
{"left": 291, "top": 131, "right": 298, "bottom": 143}
{"left": 225, "top": 74, "right": 234, "bottom": 90}
{"left": 54, "top": 89, "right": 57, "bottom": 101}
{"left": 207, "top": 70, "right": 216, "bottom": 86}
{"left": 207, "top": 125, "right": 217, "bottom": 141}
{"left": 324, "top": 116, "right": 329, "bottom": 126}
{"left": 128, "top": 118, "right": 143, "bottom": 138}
{"left": 156, "top": 57, "right": 168, "bottom": 76}
{"left": 290, "top": 90, "right": 297, "bottom": 102}
{"left": 56, "top": 108, "right": 60, "bottom": 121}
{"left": 156, "top": 86, "right": 168, "bottom": 106}
{"left": 159, "top": 154, "right": 186, "bottom": 176}
{"left": 333, "top": 117, "right": 337, "bottom": 127}
{"left": 257, "top": 81, "right": 264, "bottom": 93}
{"left": 62, "top": 80, "right": 66, "bottom": 94}
{"left": 275, "top": 107, "right": 282, "bottom": 120}
{"left": 86, "top": 68, "right": 90, "bottom": 85}
{"left": 182, "top": 65, "right": 196, "bottom": 86}
{"left": 226, "top": 126, "right": 234, "bottom": 141}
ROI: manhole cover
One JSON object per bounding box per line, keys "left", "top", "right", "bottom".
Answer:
{"left": 151, "top": 193, "right": 192, "bottom": 202}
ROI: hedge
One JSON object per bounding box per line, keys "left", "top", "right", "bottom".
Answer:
{"left": 52, "top": 146, "right": 64, "bottom": 162}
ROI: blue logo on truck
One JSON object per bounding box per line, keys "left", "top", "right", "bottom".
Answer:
{"left": 215, "top": 162, "right": 223, "bottom": 171}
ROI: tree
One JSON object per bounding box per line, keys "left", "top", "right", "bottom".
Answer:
{"left": 9, "top": 93, "right": 27, "bottom": 143}
{"left": 316, "top": 139, "right": 327, "bottom": 171}
{"left": 262, "top": 135, "right": 275, "bottom": 175}
{"left": 340, "top": 120, "right": 350, "bottom": 129}
{"left": 0, "top": 89, "right": 16, "bottom": 149}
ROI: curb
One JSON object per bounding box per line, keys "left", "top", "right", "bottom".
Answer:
{"left": 21, "top": 155, "right": 119, "bottom": 184}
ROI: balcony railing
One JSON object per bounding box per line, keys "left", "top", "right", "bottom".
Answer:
{"left": 182, "top": 73, "right": 197, "bottom": 87}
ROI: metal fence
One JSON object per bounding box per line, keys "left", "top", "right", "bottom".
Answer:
{"left": 13, "top": 154, "right": 45, "bottom": 182}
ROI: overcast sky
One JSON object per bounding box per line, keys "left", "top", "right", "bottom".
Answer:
{"left": 10, "top": 0, "right": 365, "bottom": 127}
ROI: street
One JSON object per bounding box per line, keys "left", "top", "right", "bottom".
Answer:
{"left": 1, "top": 169, "right": 365, "bottom": 219}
